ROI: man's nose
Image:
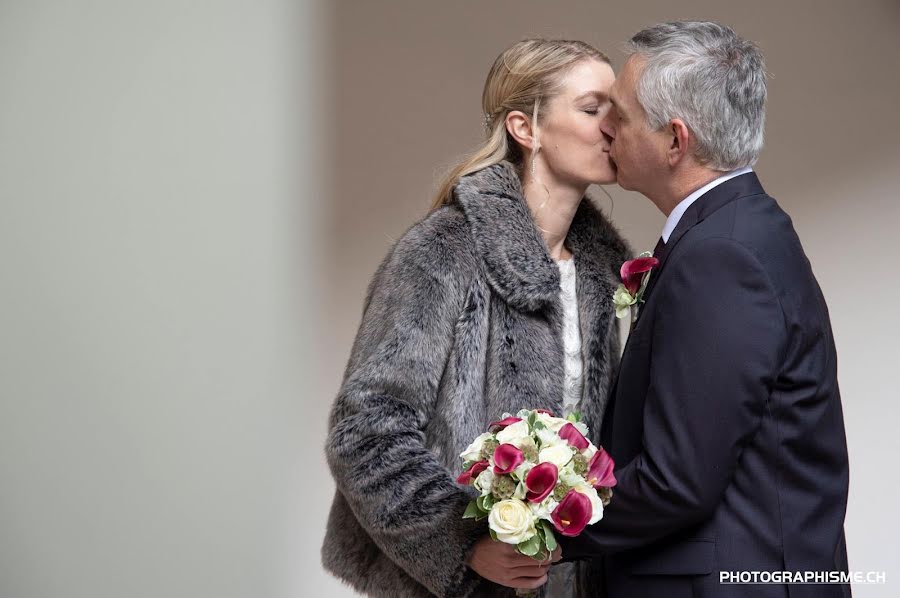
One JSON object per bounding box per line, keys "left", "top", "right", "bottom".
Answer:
{"left": 599, "top": 116, "right": 615, "bottom": 141}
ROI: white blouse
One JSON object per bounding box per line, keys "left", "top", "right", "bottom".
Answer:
{"left": 557, "top": 258, "right": 583, "bottom": 415}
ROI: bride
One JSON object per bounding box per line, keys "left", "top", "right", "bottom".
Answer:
{"left": 322, "top": 38, "right": 629, "bottom": 597}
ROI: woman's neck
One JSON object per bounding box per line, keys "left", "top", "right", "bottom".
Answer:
{"left": 521, "top": 169, "right": 585, "bottom": 261}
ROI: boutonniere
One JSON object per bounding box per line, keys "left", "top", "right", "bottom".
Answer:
{"left": 613, "top": 252, "right": 660, "bottom": 322}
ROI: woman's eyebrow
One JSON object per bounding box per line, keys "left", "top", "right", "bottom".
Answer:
{"left": 573, "top": 91, "right": 608, "bottom": 102}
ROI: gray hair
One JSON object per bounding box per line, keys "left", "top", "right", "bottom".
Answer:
{"left": 626, "top": 21, "right": 767, "bottom": 170}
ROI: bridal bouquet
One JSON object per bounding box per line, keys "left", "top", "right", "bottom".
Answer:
{"left": 457, "top": 409, "right": 616, "bottom": 562}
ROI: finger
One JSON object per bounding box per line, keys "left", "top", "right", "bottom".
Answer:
{"left": 504, "top": 551, "right": 549, "bottom": 568}
{"left": 504, "top": 556, "right": 543, "bottom": 568}
{"left": 507, "top": 560, "right": 551, "bottom": 571}
{"left": 506, "top": 567, "right": 551, "bottom": 583}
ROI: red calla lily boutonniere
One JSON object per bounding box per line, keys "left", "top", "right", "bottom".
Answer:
{"left": 613, "top": 251, "right": 660, "bottom": 322}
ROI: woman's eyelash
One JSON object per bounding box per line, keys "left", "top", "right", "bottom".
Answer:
{"left": 583, "top": 109, "right": 599, "bottom": 115}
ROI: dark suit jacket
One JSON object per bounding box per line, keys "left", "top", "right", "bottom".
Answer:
{"left": 562, "top": 173, "right": 850, "bottom": 598}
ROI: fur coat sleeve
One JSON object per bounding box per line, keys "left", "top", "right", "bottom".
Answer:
{"left": 324, "top": 210, "right": 485, "bottom": 597}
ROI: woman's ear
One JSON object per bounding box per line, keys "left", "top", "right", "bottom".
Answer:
{"left": 506, "top": 110, "right": 537, "bottom": 151}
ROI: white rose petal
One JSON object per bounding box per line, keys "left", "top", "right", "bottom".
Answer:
{"left": 460, "top": 432, "right": 493, "bottom": 463}
{"left": 529, "top": 497, "right": 559, "bottom": 522}
{"left": 488, "top": 499, "right": 537, "bottom": 545}
{"left": 496, "top": 420, "right": 531, "bottom": 446}
{"left": 515, "top": 435, "right": 538, "bottom": 454}
{"left": 536, "top": 412, "right": 568, "bottom": 432}
{"left": 536, "top": 427, "right": 564, "bottom": 448}
{"left": 559, "top": 468, "right": 584, "bottom": 488}
{"left": 539, "top": 444, "right": 574, "bottom": 468}
{"left": 474, "top": 469, "right": 495, "bottom": 496}
{"left": 575, "top": 486, "right": 604, "bottom": 525}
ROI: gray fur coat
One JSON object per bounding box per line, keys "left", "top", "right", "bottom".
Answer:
{"left": 322, "top": 162, "right": 630, "bottom": 597}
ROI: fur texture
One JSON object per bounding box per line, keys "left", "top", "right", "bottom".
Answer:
{"left": 322, "top": 162, "right": 630, "bottom": 597}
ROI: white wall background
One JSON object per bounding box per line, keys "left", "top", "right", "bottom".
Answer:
{"left": 0, "top": 1, "right": 897, "bottom": 597}
{"left": 0, "top": 1, "right": 328, "bottom": 597}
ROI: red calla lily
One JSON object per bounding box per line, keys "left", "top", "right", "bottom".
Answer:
{"left": 456, "top": 460, "right": 489, "bottom": 485}
{"left": 586, "top": 447, "right": 617, "bottom": 489}
{"left": 524, "top": 462, "right": 558, "bottom": 503}
{"left": 620, "top": 257, "right": 659, "bottom": 295}
{"left": 559, "top": 423, "right": 590, "bottom": 451}
{"left": 492, "top": 443, "right": 525, "bottom": 474}
{"left": 488, "top": 416, "right": 522, "bottom": 430}
{"left": 551, "top": 490, "right": 593, "bottom": 536}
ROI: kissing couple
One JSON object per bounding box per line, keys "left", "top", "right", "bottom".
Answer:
{"left": 322, "top": 20, "right": 850, "bottom": 598}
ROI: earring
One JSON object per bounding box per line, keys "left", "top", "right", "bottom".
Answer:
{"left": 530, "top": 145, "right": 540, "bottom": 177}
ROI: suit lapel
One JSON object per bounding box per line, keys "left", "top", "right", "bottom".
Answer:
{"left": 636, "top": 172, "right": 766, "bottom": 313}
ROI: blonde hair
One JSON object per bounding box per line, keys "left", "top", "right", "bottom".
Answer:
{"left": 431, "top": 39, "right": 610, "bottom": 210}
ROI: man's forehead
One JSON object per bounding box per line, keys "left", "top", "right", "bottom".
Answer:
{"left": 620, "top": 55, "right": 645, "bottom": 86}
{"left": 611, "top": 56, "right": 644, "bottom": 103}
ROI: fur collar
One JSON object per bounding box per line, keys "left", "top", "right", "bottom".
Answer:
{"left": 453, "top": 161, "right": 628, "bottom": 311}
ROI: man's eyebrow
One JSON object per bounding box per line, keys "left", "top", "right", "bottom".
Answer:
{"left": 609, "top": 94, "right": 624, "bottom": 114}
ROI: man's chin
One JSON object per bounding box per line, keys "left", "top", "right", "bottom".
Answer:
{"left": 615, "top": 173, "right": 635, "bottom": 191}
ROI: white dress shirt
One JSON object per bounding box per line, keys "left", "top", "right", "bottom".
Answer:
{"left": 661, "top": 166, "right": 753, "bottom": 243}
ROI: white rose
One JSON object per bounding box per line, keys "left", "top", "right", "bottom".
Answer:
{"left": 535, "top": 412, "right": 568, "bottom": 432}
{"left": 539, "top": 444, "right": 574, "bottom": 468}
{"left": 529, "top": 497, "right": 559, "bottom": 522}
{"left": 575, "top": 486, "right": 604, "bottom": 525}
{"left": 459, "top": 432, "right": 493, "bottom": 463}
{"left": 488, "top": 499, "right": 537, "bottom": 545}
{"left": 559, "top": 467, "right": 584, "bottom": 488}
{"left": 572, "top": 421, "right": 589, "bottom": 437}
{"left": 514, "top": 435, "right": 538, "bottom": 455}
{"left": 536, "top": 427, "right": 564, "bottom": 449}
{"left": 496, "top": 420, "right": 531, "bottom": 446}
{"left": 474, "top": 469, "right": 494, "bottom": 496}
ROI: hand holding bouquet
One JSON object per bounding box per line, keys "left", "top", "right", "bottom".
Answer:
{"left": 457, "top": 409, "right": 616, "bottom": 564}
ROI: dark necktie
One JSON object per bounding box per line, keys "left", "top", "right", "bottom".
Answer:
{"left": 653, "top": 237, "right": 665, "bottom": 260}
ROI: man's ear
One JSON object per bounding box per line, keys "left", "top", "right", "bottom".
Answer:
{"left": 506, "top": 110, "right": 538, "bottom": 151}
{"left": 667, "top": 118, "right": 690, "bottom": 166}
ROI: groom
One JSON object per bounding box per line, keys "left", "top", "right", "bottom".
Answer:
{"left": 559, "top": 22, "right": 851, "bottom": 598}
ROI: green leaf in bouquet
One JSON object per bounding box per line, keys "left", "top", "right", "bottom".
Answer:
{"left": 532, "top": 420, "right": 545, "bottom": 431}
{"left": 463, "top": 500, "right": 483, "bottom": 519}
{"left": 540, "top": 520, "right": 558, "bottom": 552}
{"left": 527, "top": 411, "right": 537, "bottom": 432}
{"left": 517, "top": 534, "right": 542, "bottom": 557}
{"left": 477, "top": 494, "right": 495, "bottom": 512}
{"left": 489, "top": 528, "right": 498, "bottom": 542}
{"left": 566, "top": 411, "right": 582, "bottom": 423}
